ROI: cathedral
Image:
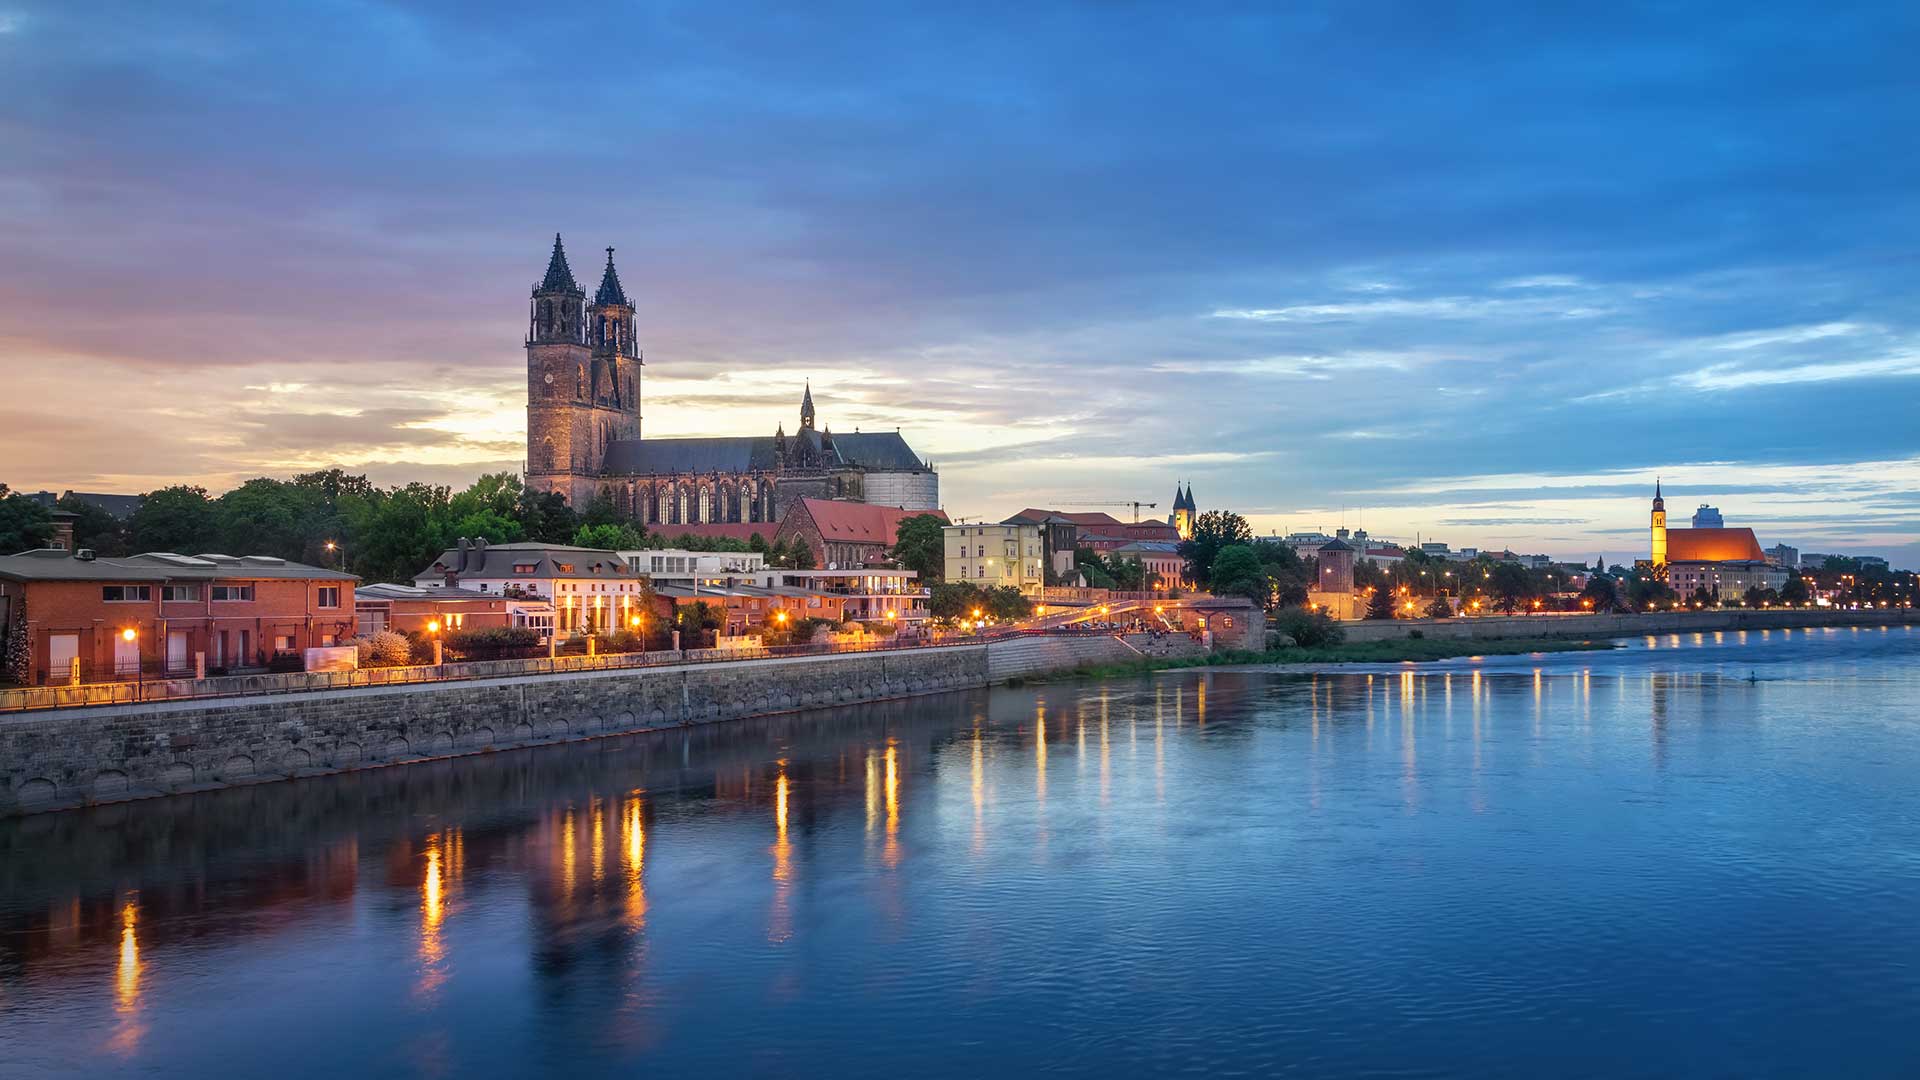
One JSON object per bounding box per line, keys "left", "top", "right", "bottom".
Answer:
{"left": 523, "top": 235, "right": 938, "bottom": 525}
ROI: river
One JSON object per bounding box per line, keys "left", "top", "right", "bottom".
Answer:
{"left": 2, "top": 624, "right": 1918, "bottom": 1077}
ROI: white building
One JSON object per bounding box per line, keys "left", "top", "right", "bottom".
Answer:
{"left": 1667, "top": 560, "right": 1789, "bottom": 601}
{"left": 413, "top": 540, "right": 645, "bottom": 637}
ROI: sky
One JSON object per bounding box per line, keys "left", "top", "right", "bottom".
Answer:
{"left": 2, "top": 1, "right": 1917, "bottom": 566}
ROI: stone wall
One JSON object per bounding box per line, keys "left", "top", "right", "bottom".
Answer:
{"left": 984, "top": 635, "right": 1144, "bottom": 681}
{"left": 1331, "top": 607, "right": 1917, "bottom": 643}
{"left": 1, "top": 645, "right": 989, "bottom": 817}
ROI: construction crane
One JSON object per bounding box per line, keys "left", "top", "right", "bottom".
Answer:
{"left": 1046, "top": 500, "right": 1159, "bottom": 523}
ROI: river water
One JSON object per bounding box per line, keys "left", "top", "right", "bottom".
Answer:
{"left": 3, "top": 624, "right": 1918, "bottom": 1077}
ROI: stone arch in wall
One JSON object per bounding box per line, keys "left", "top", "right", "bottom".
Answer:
{"left": 656, "top": 485, "right": 670, "bottom": 525}
{"left": 697, "top": 485, "right": 712, "bottom": 524}
{"left": 676, "top": 485, "right": 689, "bottom": 525}
{"left": 538, "top": 439, "right": 555, "bottom": 471}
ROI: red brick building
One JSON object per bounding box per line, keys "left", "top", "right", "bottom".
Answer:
{"left": 353, "top": 583, "right": 512, "bottom": 637}
{"left": 774, "top": 499, "right": 947, "bottom": 569}
{"left": 0, "top": 550, "right": 358, "bottom": 684}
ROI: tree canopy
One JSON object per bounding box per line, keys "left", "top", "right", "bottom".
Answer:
{"left": 890, "top": 514, "right": 947, "bottom": 582}
{"left": 1179, "top": 510, "right": 1253, "bottom": 587}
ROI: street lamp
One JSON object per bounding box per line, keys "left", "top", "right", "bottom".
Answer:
{"left": 121, "top": 626, "right": 141, "bottom": 698}
{"left": 426, "top": 619, "right": 443, "bottom": 665}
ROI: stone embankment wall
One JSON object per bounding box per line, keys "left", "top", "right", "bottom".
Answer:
{"left": 984, "top": 635, "right": 1146, "bottom": 682}
{"left": 1332, "top": 607, "right": 1917, "bottom": 644}
{"left": 2, "top": 646, "right": 989, "bottom": 817}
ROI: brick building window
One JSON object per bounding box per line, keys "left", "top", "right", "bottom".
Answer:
{"left": 102, "top": 585, "right": 152, "bottom": 602}
{"left": 317, "top": 587, "right": 341, "bottom": 608}
{"left": 162, "top": 584, "right": 200, "bottom": 601}
{"left": 211, "top": 585, "right": 255, "bottom": 602}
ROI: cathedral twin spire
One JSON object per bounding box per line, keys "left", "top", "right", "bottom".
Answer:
{"left": 535, "top": 234, "right": 630, "bottom": 310}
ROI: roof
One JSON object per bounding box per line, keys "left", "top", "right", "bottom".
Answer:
{"left": 792, "top": 499, "right": 947, "bottom": 545}
{"left": 534, "top": 234, "right": 583, "bottom": 296}
{"left": 356, "top": 583, "right": 498, "bottom": 602}
{"left": 416, "top": 543, "right": 636, "bottom": 582}
{"left": 829, "top": 431, "right": 928, "bottom": 471}
{"left": 594, "top": 247, "right": 630, "bottom": 307}
{"left": 1009, "top": 508, "right": 1125, "bottom": 527}
{"left": 600, "top": 428, "right": 929, "bottom": 476}
{"left": 604, "top": 436, "right": 772, "bottom": 474}
{"left": 649, "top": 523, "right": 771, "bottom": 544}
{"left": 1111, "top": 540, "right": 1182, "bottom": 555}
{"left": 1666, "top": 527, "right": 1768, "bottom": 563}
{"left": 1318, "top": 538, "right": 1354, "bottom": 552}
{"left": 23, "top": 490, "right": 146, "bottom": 519}
{"left": 0, "top": 550, "right": 355, "bottom": 583}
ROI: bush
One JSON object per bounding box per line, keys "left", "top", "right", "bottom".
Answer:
{"left": 444, "top": 625, "right": 540, "bottom": 652}
{"left": 1271, "top": 606, "right": 1344, "bottom": 649}
{"left": 357, "top": 630, "right": 414, "bottom": 667}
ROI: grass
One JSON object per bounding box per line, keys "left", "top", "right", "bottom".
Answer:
{"left": 1010, "top": 636, "right": 1616, "bottom": 684}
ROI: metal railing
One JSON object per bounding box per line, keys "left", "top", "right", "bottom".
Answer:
{"left": 0, "top": 634, "right": 991, "bottom": 715}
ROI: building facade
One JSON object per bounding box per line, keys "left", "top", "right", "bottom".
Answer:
{"left": 412, "top": 540, "right": 645, "bottom": 637}
{"left": 0, "top": 549, "right": 358, "bottom": 684}
{"left": 522, "top": 235, "right": 938, "bottom": 522}
{"left": 944, "top": 523, "right": 1046, "bottom": 594}
{"left": 775, "top": 499, "right": 947, "bottom": 570}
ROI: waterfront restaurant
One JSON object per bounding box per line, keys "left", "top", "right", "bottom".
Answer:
{"left": 0, "top": 548, "right": 359, "bottom": 684}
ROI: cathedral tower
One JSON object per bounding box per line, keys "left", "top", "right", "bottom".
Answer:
{"left": 526, "top": 234, "right": 592, "bottom": 504}
{"left": 1651, "top": 479, "right": 1668, "bottom": 575}
{"left": 524, "top": 238, "right": 643, "bottom": 507}
{"left": 1172, "top": 482, "right": 1196, "bottom": 541}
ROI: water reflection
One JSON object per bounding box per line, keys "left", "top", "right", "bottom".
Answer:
{"left": 3, "top": 628, "right": 1919, "bottom": 1078}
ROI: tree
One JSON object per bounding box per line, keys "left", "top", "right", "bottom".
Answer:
{"left": 890, "top": 514, "right": 946, "bottom": 581}
{"left": 1209, "top": 545, "right": 1269, "bottom": 606}
{"left": 573, "top": 522, "right": 645, "bottom": 551}
{"left": 1425, "top": 594, "right": 1454, "bottom": 619}
{"left": 788, "top": 540, "right": 816, "bottom": 569}
{"left": 1272, "top": 605, "right": 1344, "bottom": 648}
{"left": 929, "top": 582, "right": 984, "bottom": 621}
{"left": 1365, "top": 586, "right": 1397, "bottom": 620}
{"left": 982, "top": 585, "right": 1032, "bottom": 621}
{"left": 127, "top": 485, "right": 217, "bottom": 554}
{"left": 1626, "top": 576, "right": 1673, "bottom": 610}
{"left": 1781, "top": 575, "right": 1811, "bottom": 604}
{"left": 3, "top": 595, "right": 29, "bottom": 683}
{"left": 1179, "top": 510, "right": 1252, "bottom": 587}
{"left": 55, "top": 494, "right": 128, "bottom": 555}
{"left": 1579, "top": 575, "right": 1619, "bottom": 612}
{"left": 1487, "top": 561, "right": 1535, "bottom": 613}
{"left": 1074, "top": 547, "right": 1117, "bottom": 588}
{"left": 1691, "top": 586, "right": 1714, "bottom": 607}
{"left": 0, "top": 485, "right": 53, "bottom": 554}
{"left": 514, "top": 488, "right": 577, "bottom": 544}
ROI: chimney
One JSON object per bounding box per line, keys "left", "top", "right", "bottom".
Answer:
{"left": 49, "top": 510, "right": 77, "bottom": 552}
{"left": 456, "top": 537, "right": 471, "bottom": 574}
{"left": 473, "top": 537, "right": 488, "bottom": 563}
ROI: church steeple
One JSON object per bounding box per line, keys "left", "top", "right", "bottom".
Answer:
{"left": 800, "top": 381, "right": 816, "bottom": 431}
{"left": 594, "top": 247, "right": 629, "bottom": 307}
{"left": 535, "top": 233, "right": 582, "bottom": 297}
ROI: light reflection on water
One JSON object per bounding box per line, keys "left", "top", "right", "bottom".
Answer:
{"left": 1, "top": 626, "right": 1919, "bottom": 1077}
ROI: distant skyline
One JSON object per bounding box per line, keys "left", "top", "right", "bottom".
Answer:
{"left": 2, "top": 2, "right": 1917, "bottom": 565}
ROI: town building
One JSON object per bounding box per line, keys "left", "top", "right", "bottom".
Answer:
{"left": 619, "top": 548, "right": 769, "bottom": 585}
{"left": 655, "top": 584, "right": 848, "bottom": 640}
{"left": 23, "top": 490, "right": 146, "bottom": 520}
{"left": 944, "top": 523, "right": 1046, "bottom": 594}
{"left": 999, "top": 510, "right": 1081, "bottom": 580}
{"left": 1766, "top": 543, "right": 1799, "bottom": 568}
{"left": 0, "top": 548, "right": 358, "bottom": 684}
{"left": 412, "top": 539, "right": 644, "bottom": 637}
{"left": 1106, "top": 540, "right": 1186, "bottom": 588}
{"left": 775, "top": 499, "right": 946, "bottom": 569}
{"left": 353, "top": 583, "right": 512, "bottom": 638}
{"left": 1020, "top": 509, "right": 1179, "bottom": 554}
{"left": 1649, "top": 482, "right": 1788, "bottom": 600}
{"left": 1692, "top": 505, "right": 1725, "bottom": 528}
{"left": 521, "top": 235, "right": 937, "bottom": 519}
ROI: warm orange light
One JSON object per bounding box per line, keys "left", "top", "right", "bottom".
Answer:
{"left": 426, "top": 619, "right": 441, "bottom": 633}
{"left": 628, "top": 615, "right": 641, "bottom": 628}
{"left": 776, "top": 611, "right": 788, "bottom": 623}
{"left": 120, "top": 627, "right": 137, "bottom": 642}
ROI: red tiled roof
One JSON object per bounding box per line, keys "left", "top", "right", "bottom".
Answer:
{"left": 1666, "top": 527, "right": 1767, "bottom": 563}
{"left": 1012, "top": 508, "right": 1126, "bottom": 527}
{"left": 652, "top": 522, "right": 772, "bottom": 544}
{"left": 797, "top": 499, "right": 947, "bottom": 544}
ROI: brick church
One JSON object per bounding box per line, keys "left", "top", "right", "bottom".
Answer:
{"left": 523, "top": 236, "right": 939, "bottom": 525}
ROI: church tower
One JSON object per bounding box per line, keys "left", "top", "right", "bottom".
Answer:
{"left": 1651, "top": 480, "right": 1668, "bottom": 575}
{"left": 526, "top": 234, "right": 592, "bottom": 505}
{"left": 588, "top": 246, "right": 642, "bottom": 451}
{"left": 1172, "top": 482, "right": 1196, "bottom": 541}
{"left": 800, "top": 381, "right": 816, "bottom": 431}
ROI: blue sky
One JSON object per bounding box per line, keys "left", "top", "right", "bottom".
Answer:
{"left": 2, "top": 2, "right": 1917, "bottom": 565}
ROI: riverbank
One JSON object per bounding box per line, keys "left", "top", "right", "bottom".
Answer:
{"left": 1010, "top": 636, "right": 1615, "bottom": 683}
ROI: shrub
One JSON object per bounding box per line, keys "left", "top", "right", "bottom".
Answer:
{"left": 357, "top": 630, "right": 414, "bottom": 667}
{"left": 444, "top": 625, "right": 541, "bottom": 653}
{"left": 1271, "top": 606, "right": 1344, "bottom": 649}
